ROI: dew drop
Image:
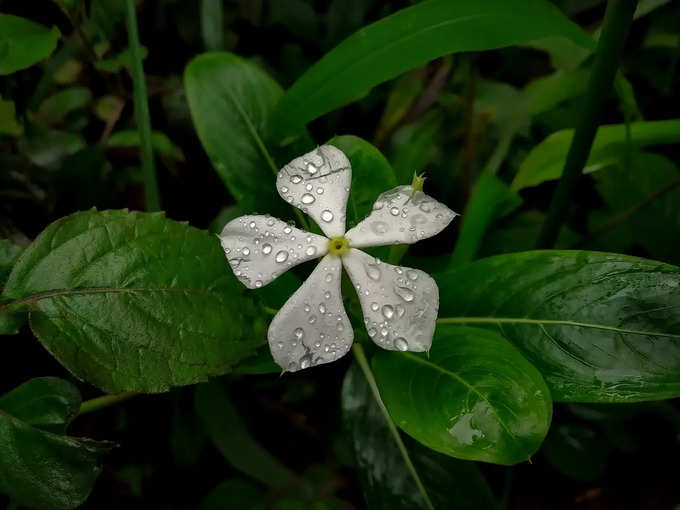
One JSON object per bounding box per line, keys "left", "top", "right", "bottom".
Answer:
{"left": 373, "top": 200, "right": 385, "bottom": 211}
{"left": 308, "top": 315, "right": 317, "bottom": 324}
{"left": 255, "top": 280, "right": 263, "bottom": 288}
{"left": 324, "top": 273, "right": 333, "bottom": 283}
{"left": 242, "top": 247, "right": 250, "bottom": 256}
{"left": 370, "top": 302, "right": 379, "bottom": 312}
{"left": 319, "top": 303, "right": 327, "bottom": 314}
{"left": 283, "top": 226, "right": 292, "bottom": 234}
{"left": 395, "top": 286, "right": 415, "bottom": 302}
{"left": 301, "top": 193, "right": 316, "bottom": 204}
{"left": 321, "top": 210, "right": 334, "bottom": 222}
{"left": 368, "top": 328, "right": 377, "bottom": 337}
{"left": 277, "top": 341, "right": 284, "bottom": 349}
{"left": 324, "top": 291, "right": 331, "bottom": 299}
{"left": 370, "top": 221, "right": 389, "bottom": 235}
{"left": 316, "top": 187, "right": 324, "bottom": 195}
{"left": 248, "top": 221, "right": 256, "bottom": 229}
{"left": 394, "top": 337, "right": 409, "bottom": 351}
{"left": 306, "top": 161, "right": 318, "bottom": 174}
{"left": 300, "top": 354, "right": 312, "bottom": 369}
{"left": 365, "top": 264, "right": 381, "bottom": 281}
{"left": 305, "top": 246, "right": 317, "bottom": 256}
{"left": 266, "top": 217, "right": 275, "bottom": 227}
{"left": 291, "top": 175, "right": 302, "bottom": 184}
{"left": 407, "top": 270, "right": 419, "bottom": 281}
{"left": 314, "top": 341, "right": 321, "bottom": 348}
{"left": 304, "top": 304, "right": 311, "bottom": 312}
{"left": 390, "top": 207, "right": 400, "bottom": 216}
{"left": 380, "top": 328, "right": 389, "bottom": 337}
{"left": 281, "top": 186, "right": 289, "bottom": 193}
{"left": 382, "top": 304, "right": 395, "bottom": 320}
{"left": 275, "top": 250, "right": 289, "bottom": 263}
{"left": 396, "top": 304, "right": 406, "bottom": 318}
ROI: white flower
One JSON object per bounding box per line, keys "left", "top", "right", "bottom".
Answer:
{"left": 219, "top": 145, "right": 457, "bottom": 372}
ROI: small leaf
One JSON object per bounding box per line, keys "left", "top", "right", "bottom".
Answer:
{"left": 0, "top": 97, "right": 23, "bottom": 136}
{"left": 512, "top": 119, "right": 680, "bottom": 190}
{"left": 37, "top": 87, "right": 92, "bottom": 124}
{"left": 0, "top": 410, "right": 110, "bottom": 510}
{"left": 0, "top": 377, "right": 81, "bottom": 434}
{"left": 106, "top": 129, "right": 185, "bottom": 161}
{"left": 0, "top": 14, "right": 60, "bottom": 75}
{"left": 436, "top": 250, "right": 680, "bottom": 402}
{"left": 194, "top": 381, "right": 295, "bottom": 487}
{"left": 1, "top": 209, "right": 267, "bottom": 393}
{"left": 267, "top": 0, "right": 593, "bottom": 139}
{"left": 373, "top": 325, "right": 552, "bottom": 465}
{"left": 94, "top": 46, "right": 148, "bottom": 73}
{"left": 342, "top": 362, "right": 499, "bottom": 509}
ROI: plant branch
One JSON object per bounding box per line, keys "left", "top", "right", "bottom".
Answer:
{"left": 75, "top": 391, "right": 138, "bottom": 418}
{"left": 536, "top": 0, "right": 638, "bottom": 248}
{"left": 352, "top": 343, "right": 434, "bottom": 510}
{"left": 126, "top": 0, "right": 161, "bottom": 211}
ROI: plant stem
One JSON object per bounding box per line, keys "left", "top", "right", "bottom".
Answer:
{"left": 126, "top": 0, "right": 161, "bottom": 212}
{"left": 352, "top": 343, "right": 434, "bottom": 510}
{"left": 76, "top": 391, "right": 138, "bottom": 418}
{"left": 536, "top": 0, "right": 638, "bottom": 248}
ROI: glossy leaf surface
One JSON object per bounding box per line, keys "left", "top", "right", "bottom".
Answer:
{"left": 436, "top": 251, "right": 680, "bottom": 402}
{"left": 1, "top": 209, "right": 266, "bottom": 393}
{"left": 342, "top": 362, "right": 498, "bottom": 509}
{"left": 0, "top": 14, "right": 60, "bottom": 75}
{"left": 267, "top": 0, "right": 593, "bottom": 138}
{"left": 373, "top": 326, "right": 552, "bottom": 465}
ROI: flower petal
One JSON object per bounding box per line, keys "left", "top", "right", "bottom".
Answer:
{"left": 268, "top": 254, "right": 353, "bottom": 372}
{"left": 342, "top": 248, "right": 438, "bottom": 352}
{"left": 345, "top": 185, "right": 457, "bottom": 248}
{"left": 276, "top": 145, "right": 351, "bottom": 238}
{"left": 219, "top": 215, "right": 328, "bottom": 289}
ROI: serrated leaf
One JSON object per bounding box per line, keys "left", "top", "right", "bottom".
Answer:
{"left": 436, "top": 250, "right": 680, "bottom": 402}
{"left": 0, "top": 14, "right": 60, "bottom": 75}
{"left": 373, "top": 326, "right": 552, "bottom": 465}
{"left": 0, "top": 377, "right": 81, "bottom": 434}
{"left": 267, "top": 0, "right": 593, "bottom": 139}
{"left": 0, "top": 410, "right": 111, "bottom": 510}
{"left": 0, "top": 209, "right": 267, "bottom": 393}
{"left": 342, "top": 362, "right": 499, "bottom": 508}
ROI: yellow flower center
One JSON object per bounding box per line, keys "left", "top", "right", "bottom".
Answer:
{"left": 328, "top": 236, "right": 350, "bottom": 256}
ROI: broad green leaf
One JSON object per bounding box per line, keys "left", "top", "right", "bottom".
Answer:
{"left": 436, "top": 251, "right": 680, "bottom": 402}
{"left": 0, "top": 97, "right": 23, "bottom": 136}
{"left": 590, "top": 152, "right": 680, "bottom": 264}
{"left": 233, "top": 348, "right": 280, "bottom": 375}
{"left": 0, "top": 239, "right": 24, "bottom": 282}
{"left": 0, "top": 209, "right": 267, "bottom": 393}
{"left": 512, "top": 120, "right": 680, "bottom": 190}
{"left": 185, "top": 52, "right": 289, "bottom": 215}
{"left": 521, "top": 68, "right": 590, "bottom": 116}
{"left": 449, "top": 173, "right": 522, "bottom": 267}
{"left": 328, "top": 135, "right": 398, "bottom": 227}
{"left": 194, "top": 381, "right": 295, "bottom": 486}
{"left": 107, "top": 129, "right": 185, "bottom": 161}
{"left": 342, "top": 362, "right": 499, "bottom": 509}
{"left": 267, "top": 0, "right": 593, "bottom": 139}
{"left": 0, "top": 410, "right": 110, "bottom": 510}
{"left": 0, "top": 14, "right": 60, "bottom": 75}
{"left": 0, "top": 377, "right": 80, "bottom": 434}
{"left": 37, "top": 87, "right": 92, "bottom": 124}
{"left": 389, "top": 112, "right": 443, "bottom": 184}
{"left": 374, "top": 69, "right": 426, "bottom": 145}
{"left": 373, "top": 325, "right": 552, "bottom": 465}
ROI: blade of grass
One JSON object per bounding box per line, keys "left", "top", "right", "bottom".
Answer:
{"left": 125, "top": 0, "right": 161, "bottom": 211}
{"left": 536, "top": 0, "right": 638, "bottom": 248}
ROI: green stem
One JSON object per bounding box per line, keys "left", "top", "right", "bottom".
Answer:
{"left": 126, "top": 0, "right": 161, "bottom": 212}
{"left": 75, "top": 391, "right": 138, "bottom": 418}
{"left": 352, "top": 344, "right": 434, "bottom": 510}
{"left": 536, "top": 0, "right": 638, "bottom": 248}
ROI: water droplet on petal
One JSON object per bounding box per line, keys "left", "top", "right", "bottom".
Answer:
{"left": 242, "top": 247, "right": 250, "bottom": 256}
{"left": 305, "top": 246, "right": 317, "bottom": 256}
{"left": 368, "top": 328, "right": 377, "bottom": 337}
{"left": 300, "top": 354, "right": 312, "bottom": 369}
{"left": 316, "top": 187, "right": 324, "bottom": 195}
{"left": 407, "top": 270, "right": 419, "bottom": 281}
{"left": 319, "top": 303, "right": 327, "bottom": 314}
{"left": 291, "top": 175, "right": 302, "bottom": 184}
{"left": 275, "top": 250, "right": 289, "bottom": 263}
{"left": 370, "top": 221, "right": 389, "bottom": 235}
{"left": 281, "top": 186, "right": 289, "bottom": 193}
{"left": 248, "top": 221, "right": 256, "bottom": 229}
{"left": 370, "top": 302, "right": 379, "bottom": 311}
{"left": 301, "top": 193, "right": 315, "bottom": 204}
{"left": 382, "top": 304, "right": 394, "bottom": 320}
{"left": 396, "top": 304, "right": 406, "bottom": 318}
{"left": 373, "top": 200, "right": 384, "bottom": 210}
{"left": 308, "top": 315, "right": 317, "bottom": 324}
{"left": 365, "top": 264, "right": 381, "bottom": 281}
{"left": 324, "top": 273, "right": 333, "bottom": 283}
{"left": 262, "top": 243, "right": 272, "bottom": 255}
{"left": 283, "top": 226, "right": 292, "bottom": 234}
{"left": 395, "top": 286, "right": 415, "bottom": 302}
{"left": 321, "top": 210, "right": 334, "bottom": 222}
{"left": 306, "top": 161, "right": 318, "bottom": 174}
{"left": 390, "top": 207, "right": 400, "bottom": 216}
{"left": 324, "top": 291, "right": 331, "bottom": 299}
{"left": 394, "top": 337, "right": 409, "bottom": 351}
{"left": 255, "top": 280, "right": 262, "bottom": 288}
{"left": 294, "top": 327, "right": 304, "bottom": 339}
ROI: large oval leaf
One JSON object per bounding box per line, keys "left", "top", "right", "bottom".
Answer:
{"left": 0, "top": 14, "right": 60, "bottom": 75}
{"left": 342, "top": 362, "right": 498, "bottom": 509}
{"left": 267, "top": 0, "right": 593, "bottom": 139}
{"left": 511, "top": 120, "right": 680, "bottom": 190}
{"left": 436, "top": 251, "right": 680, "bottom": 402}
{"left": 0, "top": 209, "right": 266, "bottom": 393}
{"left": 373, "top": 325, "right": 552, "bottom": 465}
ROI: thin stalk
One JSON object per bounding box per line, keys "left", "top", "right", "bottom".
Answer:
{"left": 75, "top": 391, "right": 138, "bottom": 418}
{"left": 536, "top": 0, "right": 638, "bottom": 248}
{"left": 352, "top": 343, "right": 435, "bottom": 510}
{"left": 126, "top": 0, "right": 161, "bottom": 211}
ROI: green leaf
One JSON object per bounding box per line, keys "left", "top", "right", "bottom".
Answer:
{"left": 590, "top": 152, "right": 680, "bottom": 264}
{"left": 373, "top": 325, "right": 552, "bottom": 465}
{"left": 0, "top": 238, "right": 24, "bottom": 283}
{"left": 107, "top": 129, "right": 185, "bottom": 161}
{"left": 512, "top": 119, "right": 680, "bottom": 190}
{"left": 342, "top": 362, "right": 499, "bottom": 509}
{"left": 37, "top": 86, "right": 92, "bottom": 124}
{"left": 0, "top": 97, "right": 23, "bottom": 136}
{"left": 18, "top": 125, "right": 85, "bottom": 169}
{"left": 267, "top": 0, "right": 594, "bottom": 139}
{"left": 0, "top": 14, "right": 60, "bottom": 75}
{"left": 328, "top": 135, "right": 398, "bottom": 227}
{"left": 93, "top": 46, "right": 148, "bottom": 73}
{"left": 200, "top": 0, "right": 224, "bottom": 51}
{"left": 449, "top": 173, "right": 521, "bottom": 267}
{"left": 0, "top": 410, "right": 110, "bottom": 510}
{"left": 194, "top": 381, "right": 295, "bottom": 487}
{"left": 436, "top": 250, "right": 680, "bottom": 402}
{"left": 199, "top": 479, "right": 263, "bottom": 510}
{"left": 185, "top": 52, "right": 288, "bottom": 215}
{"left": 0, "top": 377, "right": 81, "bottom": 434}
{"left": 0, "top": 209, "right": 267, "bottom": 393}
{"left": 541, "top": 423, "right": 609, "bottom": 481}
{"left": 389, "top": 112, "right": 443, "bottom": 184}
{"left": 521, "top": 67, "right": 590, "bottom": 116}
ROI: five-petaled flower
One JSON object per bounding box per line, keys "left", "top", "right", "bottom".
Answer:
{"left": 219, "top": 145, "right": 457, "bottom": 372}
